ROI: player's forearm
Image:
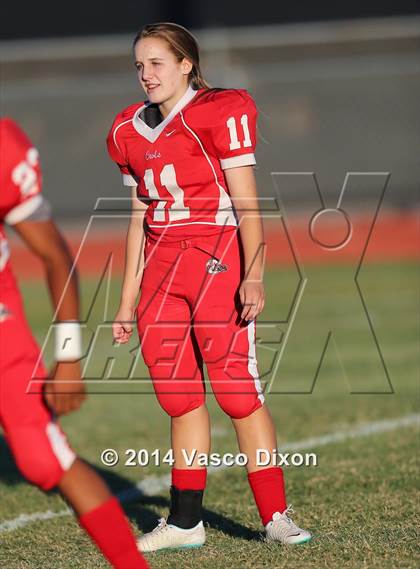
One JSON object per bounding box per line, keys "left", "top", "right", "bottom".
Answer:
{"left": 236, "top": 212, "right": 266, "bottom": 281}
{"left": 120, "top": 216, "right": 146, "bottom": 310}
{"left": 225, "top": 167, "right": 266, "bottom": 281}
{"left": 44, "top": 242, "right": 80, "bottom": 321}
{"left": 13, "top": 219, "right": 80, "bottom": 320}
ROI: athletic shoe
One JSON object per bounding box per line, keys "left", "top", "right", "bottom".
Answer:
{"left": 137, "top": 518, "right": 205, "bottom": 552}
{"left": 265, "top": 506, "right": 312, "bottom": 545}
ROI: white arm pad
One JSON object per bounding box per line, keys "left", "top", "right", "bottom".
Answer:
{"left": 54, "top": 322, "right": 83, "bottom": 361}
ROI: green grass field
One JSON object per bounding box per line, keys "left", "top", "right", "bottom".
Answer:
{"left": 0, "top": 260, "right": 418, "bottom": 568}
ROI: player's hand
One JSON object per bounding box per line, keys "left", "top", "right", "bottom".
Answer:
{"left": 44, "top": 361, "right": 86, "bottom": 416}
{"left": 239, "top": 279, "right": 265, "bottom": 322}
{"left": 113, "top": 305, "right": 135, "bottom": 344}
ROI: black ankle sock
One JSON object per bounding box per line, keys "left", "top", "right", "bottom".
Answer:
{"left": 167, "top": 485, "right": 204, "bottom": 529}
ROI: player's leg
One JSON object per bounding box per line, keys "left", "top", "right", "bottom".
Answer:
{"left": 0, "top": 292, "right": 149, "bottom": 568}
{"left": 190, "top": 230, "right": 312, "bottom": 544}
{"left": 58, "top": 459, "right": 151, "bottom": 567}
{"left": 231, "top": 405, "right": 310, "bottom": 544}
{"left": 3, "top": 381, "right": 149, "bottom": 568}
{"left": 136, "top": 246, "right": 208, "bottom": 551}
{"left": 138, "top": 242, "right": 207, "bottom": 419}
{"left": 169, "top": 325, "right": 210, "bottom": 488}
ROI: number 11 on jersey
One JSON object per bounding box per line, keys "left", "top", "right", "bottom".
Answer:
{"left": 226, "top": 114, "right": 252, "bottom": 151}
{"left": 143, "top": 163, "right": 191, "bottom": 222}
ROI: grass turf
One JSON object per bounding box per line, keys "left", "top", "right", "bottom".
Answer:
{"left": 0, "top": 260, "right": 418, "bottom": 568}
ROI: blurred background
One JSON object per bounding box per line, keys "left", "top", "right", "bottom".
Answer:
{"left": 1, "top": 1, "right": 419, "bottom": 221}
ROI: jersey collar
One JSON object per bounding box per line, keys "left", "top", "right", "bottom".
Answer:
{"left": 132, "top": 85, "right": 198, "bottom": 143}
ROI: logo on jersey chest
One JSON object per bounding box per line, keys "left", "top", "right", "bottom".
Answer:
{"left": 145, "top": 150, "right": 161, "bottom": 160}
{"left": 206, "top": 258, "right": 228, "bottom": 274}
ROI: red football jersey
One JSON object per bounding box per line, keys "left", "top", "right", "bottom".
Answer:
{"left": 107, "top": 87, "right": 258, "bottom": 240}
{"left": 0, "top": 118, "right": 44, "bottom": 285}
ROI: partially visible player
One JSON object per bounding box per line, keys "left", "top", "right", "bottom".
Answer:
{"left": 0, "top": 117, "right": 149, "bottom": 569}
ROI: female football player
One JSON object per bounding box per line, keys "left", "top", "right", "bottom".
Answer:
{"left": 108, "top": 22, "right": 312, "bottom": 552}
{"left": 0, "top": 118, "right": 149, "bottom": 569}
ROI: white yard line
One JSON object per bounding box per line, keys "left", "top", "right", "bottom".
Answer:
{"left": 0, "top": 413, "right": 418, "bottom": 534}
{"left": 0, "top": 509, "right": 71, "bottom": 533}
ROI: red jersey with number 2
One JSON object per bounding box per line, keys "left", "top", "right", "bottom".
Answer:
{"left": 0, "top": 118, "right": 43, "bottom": 288}
{"left": 107, "top": 87, "right": 258, "bottom": 241}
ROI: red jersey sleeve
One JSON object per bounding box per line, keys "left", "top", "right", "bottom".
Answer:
{"left": 106, "top": 114, "right": 139, "bottom": 188}
{"left": 211, "top": 89, "right": 258, "bottom": 170}
{"left": 0, "top": 118, "right": 45, "bottom": 225}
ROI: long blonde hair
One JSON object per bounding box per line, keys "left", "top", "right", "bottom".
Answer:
{"left": 133, "top": 22, "right": 211, "bottom": 90}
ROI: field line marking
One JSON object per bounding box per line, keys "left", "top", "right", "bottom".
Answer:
{"left": 0, "top": 509, "right": 71, "bottom": 533}
{"left": 0, "top": 413, "right": 418, "bottom": 534}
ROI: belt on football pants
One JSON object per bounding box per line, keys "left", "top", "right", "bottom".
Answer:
{"left": 146, "top": 228, "right": 238, "bottom": 260}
